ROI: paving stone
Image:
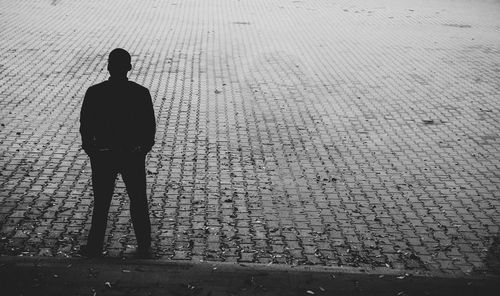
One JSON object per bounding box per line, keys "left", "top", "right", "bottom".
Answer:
{"left": 1, "top": 0, "right": 500, "bottom": 276}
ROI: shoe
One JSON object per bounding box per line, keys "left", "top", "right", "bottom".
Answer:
{"left": 78, "top": 245, "right": 103, "bottom": 258}
{"left": 134, "top": 247, "right": 153, "bottom": 259}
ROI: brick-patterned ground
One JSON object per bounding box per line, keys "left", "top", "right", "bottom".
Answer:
{"left": 1, "top": 0, "right": 499, "bottom": 276}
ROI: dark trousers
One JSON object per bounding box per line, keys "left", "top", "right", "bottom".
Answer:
{"left": 87, "top": 152, "right": 151, "bottom": 251}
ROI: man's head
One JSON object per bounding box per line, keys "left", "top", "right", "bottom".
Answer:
{"left": 108, "top": 48, "right": 131, "bottom": 77}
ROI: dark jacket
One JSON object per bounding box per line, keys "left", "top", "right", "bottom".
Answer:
{"left": 80, "top": 78, "right": 156, "bottom": 154}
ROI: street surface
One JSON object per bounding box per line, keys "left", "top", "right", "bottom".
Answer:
{"left": 1, "top": 256, "right": 498, "bottom": 296}
{"left": 1, "top": 0, "right": 500, "bottom": 277}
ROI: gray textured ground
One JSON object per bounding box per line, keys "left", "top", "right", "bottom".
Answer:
{"left": 1, "top": 0, "right": 500, "bottom": 276}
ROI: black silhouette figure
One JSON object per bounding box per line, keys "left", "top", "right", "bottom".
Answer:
{"left": 79, "top": 48, "right": 156, "bottom": 258}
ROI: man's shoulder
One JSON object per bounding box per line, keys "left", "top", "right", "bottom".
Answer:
{"left": 127, "top": 81, "right": 149, "bottom": 93}
{"left": 86, "top": 81, "right": 109, "bottom": 92}
{"left": 85, "top": 80, "right": 149, "bottom": 96}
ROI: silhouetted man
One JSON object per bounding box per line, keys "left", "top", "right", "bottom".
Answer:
{"left": 79, "top": 48, "right": 156, "bottom": 258}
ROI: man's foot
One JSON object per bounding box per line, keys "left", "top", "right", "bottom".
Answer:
{"left": 78, "top": 245, "right": 103, "bottom": 258}
{"left": 134, "top": 247, "right": 153, "bottom": 259}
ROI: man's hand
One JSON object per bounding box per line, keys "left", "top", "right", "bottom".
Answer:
{"left": 131, "top": 145, "right": 152, "bottom": 154}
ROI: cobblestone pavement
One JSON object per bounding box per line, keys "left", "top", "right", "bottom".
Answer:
{"left": 1, "top": 0, "right": 500, "bottom": 276}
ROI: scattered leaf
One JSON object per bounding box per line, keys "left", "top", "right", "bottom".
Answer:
{"left": 396, "top": 273, "right": 410, "bottom": 280}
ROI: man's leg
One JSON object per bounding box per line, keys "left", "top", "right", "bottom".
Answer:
{"left": 86, "top": 153, "right": 117, "bottom": 254}
{"left": 121, "top": 152, "right": 151, "bottom": 253}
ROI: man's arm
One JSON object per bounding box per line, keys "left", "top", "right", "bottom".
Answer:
{"left": 142, "top": 89, "right": 156, "bottom": 153}
{"left": 79, "top": 87, "right": 95, "bottom": 154}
